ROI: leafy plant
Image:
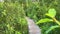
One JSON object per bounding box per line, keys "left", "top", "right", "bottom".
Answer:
{"left": 36, "top": 8, "right": 60, "bottom": 34}
{"left": 46, "top": 9, "right": 56, "bottom": 18}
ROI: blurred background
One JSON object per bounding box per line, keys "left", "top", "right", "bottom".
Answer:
{"left": 0, "top": 0, "right": 60, "bottom": 34}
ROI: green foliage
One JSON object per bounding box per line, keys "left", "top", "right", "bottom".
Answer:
{"left": 46, "top": 9, "right": 56, "bottom": 18}
{"left": 36, "top": 18, "right": 53, "bottom": 24}
{"left": 0, "top": 0, "right": 60, "bottom": 34}
{"left": 15, "top": 31, "right": 21, "bottom": 34}
{"left": 37, "top": 8, "right": 60, "bottom": 34}
{"left": 36, "top": 8, "right": 57, "bottom": 24}
{"left": 45, "top": 25, "right": 60, "bottom": 34}
{"left": 0, "top": 1, "right": 28, "bottom": 34}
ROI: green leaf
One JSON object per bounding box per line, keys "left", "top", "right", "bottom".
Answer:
{"left": 15, "top": 31, "right": 21, "bottom": 34}
{"left": 46, "top": 8, "right": 56, "bottom": 18}
{"left": 36, "top": 18, "right": 53, "bottom": 24}
{"left": 45, "top": 25, "right": 60, "bottom": 34}
{"left": 2, "top": 10, "right": 6, "bottom": 16}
